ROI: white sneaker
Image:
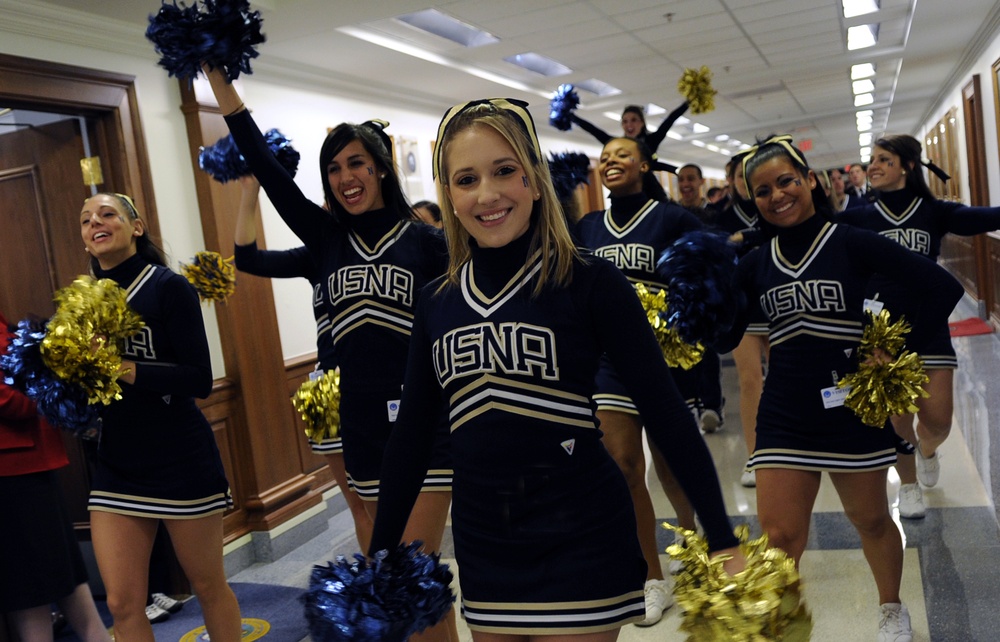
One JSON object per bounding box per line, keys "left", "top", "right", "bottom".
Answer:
{"left": 634, "top": 578, "right": 673, "bottom": 626}
{"left": 699, "top": 409, "right": 722, "bottom": 433}
{"left": 877, "top": 602, "right": 912, "bottom": 642}
{"left": 668, "top": 531, "right": 686, "bottom": 574}
{"left": 897, "top": 483, "right": 926, "bottom": 519}
{"left": 145, "top": 603, "right": 171, "bottom": 624}
{"left": 740, "top": 467, "right": 756, "bottom": 487}
{"left": 915, "top": 446, "right": 940, "bottom": 487}
{"left": 152, "top": 592, "right": 184, "bottom": 614}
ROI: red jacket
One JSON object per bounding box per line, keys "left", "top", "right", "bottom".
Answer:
{"left": 0, "top": 311, "right": 69, "bottom": 476}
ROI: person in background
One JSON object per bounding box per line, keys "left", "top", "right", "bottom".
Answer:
{"left": 369, "top": 97, "right": 743, "bottom": 641}
{"left": 413, "top": 200, "right": 443, "bottom": 228}
{"left": 677, "top": 163, "right": 709, "bottom": 215}
{"left": 847, "top": 162, "right": 869, "bottom": 198}
{"left": 706, "top": 185, "right": 726, "bottom": 206}
{"left": 568, "top": 102, "right": 688, "bottom": 175}
{"left": 838, "top": 134, "right": 1000, "bottom": 518}
{"left": 829, "top": 167, "right": 865, "bottom": 211}
{"left": 1, "top": 311, "right": 112, "bottom": 642}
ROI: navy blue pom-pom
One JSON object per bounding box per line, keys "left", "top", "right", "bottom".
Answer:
{"left": 549, "top": 84, "right": 580, "bottom": 131}
{"left": 548, "top": 151, "right": 591, "bottom": 201}
{"left": 199, "top": 128, "right": 299, "bottom": 182}
{"left": 656, "top": 230, "right": 739, "bottom": 345}
{"left": 302, "top": 541, "right": 454, "bottom": 642}
{"left": 0, "top": 319, "right": 97, "bottom": 435}
{"left": 146, "top": 0, "right": 266, "bottom": 81}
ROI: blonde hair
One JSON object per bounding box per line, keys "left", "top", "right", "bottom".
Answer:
{"left": 434, "top": 101, "right": 579, "bottom": 295}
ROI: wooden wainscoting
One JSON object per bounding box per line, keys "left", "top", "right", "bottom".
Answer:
{"left": 941, "top": 234, "right": 981, "bottom": 297}
{"left": 988, "top": 233, "right": 1000, "bottom": 324}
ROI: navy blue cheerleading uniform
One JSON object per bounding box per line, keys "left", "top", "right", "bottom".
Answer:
{"left": 234, "top": 241, "right": 341, "bottom": 455}
{"left": 714, "top": 198, "right": 768, "bottom": 335}
{"left": 718, "top": 215, "right": 963, "bottom": 472}
{"left": 226, "top": 110, "right": 452, "bottom": 500}
{"left": 838, "top": 189, "right": 1000, "bottom": 368}
{"left": 570, "top": 102, "right": 688, "bottom": 174}
{"left": 575, "top": 193, "right": 703, "bottom": 413}
{"left": 87, "top": 254, "right": 231, "bottom": 518}
{"left": 369, "top": 230, "right": 738, "bottom": 635}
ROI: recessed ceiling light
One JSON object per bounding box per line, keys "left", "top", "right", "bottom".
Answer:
{"left": 646, "top": 103, "right": 666, "bottom": 116}
{"left": 692, "top": 123, "right": 710, "bottom": 133}
{"left": 707, "top": 144, "right": 720, "bottom": 152}
{"left": 859, "top": 133, "right": 873, "bottom": 145}
{"left": 715, "top": 134, "right": 730, "bottom": 142}
{"left": 691, "top": 140, "right": 706, "bottom": 148}
{"left": 603, "top": 111, "right": 621, "bottom": 122}
{"left": 396, "top": 9, "right": 499, "bottom": 47}
{"left": 856, "top": 109, "right": 874, "bottom": 118}
{"left": 854, "top": 93, "right": 874, "bottom": 106}
{"left": 858, "top": 121, "right": 872, "bottom": 132}
{"left": 843, "top": 0, "right": 879, "bottom": 18}
{"left": 851, "top": 63, "right": 876, "bottom": 79}
{"left": 852, "top": 79, "right": 875, "bottom": 94}
{"left": 575, "top": 79, "right": 622, "bottom": 97}
{"left": 667, "top": 131, "right": 684, "bottom": 140}
{"left": 848, "top": 24, "right": 879, "bottom": 50}
{"left": 503, "top": 52, "right": 572, "bottom": 77}
{"left": 860, "top": 146, "right": 872, "bottom": 155}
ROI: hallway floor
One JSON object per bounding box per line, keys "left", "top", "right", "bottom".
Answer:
{"left": 228, "top": 297, "right": 1000, "bottom": 641}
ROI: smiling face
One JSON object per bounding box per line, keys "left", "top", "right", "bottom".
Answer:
{"left": 677, "top": 166, "right": 705, "bottom": 207}
{"left": 867, "top": 145, "right": 908, "bottom": 191}
{"left": 620, "top": 111, "right": 645, "bottom": 138}
{"left": 326, "top": 139, "right": 386, "bottom": 215}
{"left": 749, "top": 156, "right": 817, "bottom": 228}
{"left": 598, "top": 138, "right": 647, "bottom": 196}
{"left": 80, "top": 194, "right": 143, "bottom": 269}
{"left": 444, "top": 124, "right": 536, "bottom": 249}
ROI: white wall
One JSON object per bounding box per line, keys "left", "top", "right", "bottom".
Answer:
{"left": 918, "top": 35, "right": 1000, "bottom": 206}
{"left": 0, "top": 13, "right": 605, "bottom": 371}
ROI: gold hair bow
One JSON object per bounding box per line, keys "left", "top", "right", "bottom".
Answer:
{"left": 432, "top": 98, "right": 539, "bottom": 180}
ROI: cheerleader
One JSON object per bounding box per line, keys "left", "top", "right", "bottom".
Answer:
{"left": 369, "top": 98, "right": 743, "bottom": 641}
{"left": 573, "top": 135, "right": 702, "bottom": 625}
{"left": 839, "top": 134, "right": 1000, "bottom": 510}
{"left": 203, "top": 68, "right": 457, "bottom": 641}
{"left": 232, "top": 175, "right": 372, "bottom": 549}
{"left": 80, "top": 193, "right": 241, "bottom": 642}
{"left": 712, "top": 153, "right": 769, "bottom": 488}
{"left": 568, "top": 102, "right": 688, "bottom": 174}
{"left": 720, "top": 136, "right": 963, "bottom": 642}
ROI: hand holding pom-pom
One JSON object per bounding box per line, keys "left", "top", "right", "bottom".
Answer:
{"left": 291, "top": 370, "right": 341, "bottom": 442}
{"left": 837, "top": 309, "right": 929, "bottom": 427}
{"left": 146, "top": 0, "right": 266, "bottom": 81}
{"left": 635, "top": 284, "right": 704, "bottom": 369}
{"left": 199, "top": 128, "right": 300, "bottom": 182}
{"left": 302, "top": 541, "right": 454, "bottom": 642}
{"left": 655, "top": 231, "right": 738, "bottom": 346}
{"left": 666, "top": 523, "right": 812, "bottom": 641}
{"left": 549, "top": 84, "right": 580, "bottom": 131}
{"left": 181, "top": 251, "right": 237, "bottom": 302}
{"left": 678, "top": 66, "right": 717, "bottom": 115}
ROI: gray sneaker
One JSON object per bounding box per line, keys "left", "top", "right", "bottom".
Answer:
{"left": 877, "top": 603, "right": 912, "bottom": 642}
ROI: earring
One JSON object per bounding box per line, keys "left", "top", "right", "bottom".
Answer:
{"left": 380, "top": 173, "right": 386, "bottom": 178}
{"left": 901, "top": 170, "right": 906, "bottom": 175}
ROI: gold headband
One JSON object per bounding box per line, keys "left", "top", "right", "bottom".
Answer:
{"left": 113, "top": 193, "right": 140, "bottom": 220}
{"left": 741, "top": 135, "right": 807, "bottom": 194}
{"left": 432, "top": 97, "right": 540, "bottom": 181}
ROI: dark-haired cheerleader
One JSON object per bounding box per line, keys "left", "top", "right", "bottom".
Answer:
{"left": 722, "top": 136, "right": 963, "bottom": 641}
{"left": 838, "top": 134, "right": 1000, "bottom": 517}
{"left": 205, "top": 68, "right": 456, "bottom": 641}
{"left": 81, "top": 193, "right": 241, "bottom": 642}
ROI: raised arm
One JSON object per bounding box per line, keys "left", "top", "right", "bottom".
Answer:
{"left": 644, "top": 101, "right": 689, "bottom": 153}
{"left": 232, "top": 175, "right": 315, "bottom": 279}
{"left": 204, "top": 66, "right": 329, "bottom": 249}
{"left": 570, "top": 113, "right": 612, "bottom": 146}
{"left": 938, "top": 200, "right": 1000, "bottom": 236}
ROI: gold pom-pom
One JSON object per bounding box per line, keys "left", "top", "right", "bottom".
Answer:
{"left": 837, "top": 309, "right": 929, "bottom": 427}
{"left": 666, "top": 523, "right": 812, "bottom": 641}
{"left": 181, "top": 251, "right": 236, "bottom": 302}
{"left": 635, "top": 284, "right": 704, "bottom": 369}
{"left": 678, "top": 66, "right": 717, "bottom": 115}
{"left": 40, "top": 276, "right": 145, "bottom": 405}
{"left": 291, "top": 370, "right": 341, "bottom": 441}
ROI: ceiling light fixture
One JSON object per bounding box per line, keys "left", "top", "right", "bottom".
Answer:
{"left": 503, "top": 52, "right": 572, "bottom": 77}
{"left": 854, "top": 93, "right": 874, "bottom": 107}
{"left": 575, "top": 79, "right": 622, "bottom": 97}
{"left": 396, "top": 9, "right": 499, "bottom": 47}
{"left": 847, "top": 24, "right": 879, "bottom": 50}
{"left": 842, "top": 0, "right": 880, "bottom": 19}
{"left": 851, "top": 63, "right": 876, "bottom": 79}
{"left": 852, "top": 79, "right": 875, "bottom": 94}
